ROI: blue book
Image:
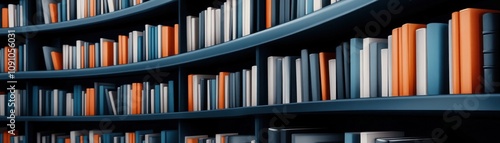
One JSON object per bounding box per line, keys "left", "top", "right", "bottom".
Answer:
{"left": 72, "top": 46, "right": 76, "bottom": 69}
{"left": 122, "top": 0, "right": 129, "bottom": 9}
{"left": 58, "top": 90, "right": 67, "bottom": 116}
{"left": 62, "top": 0, "right": 67, "bottom": 22}
{"left": 168, "top": 80, "right": 175, "bottom": 112}
{"left": 483, "top": 13, "right": 500, "bottom": 93}
{"left": 96, "top": 0, "right": 100, "bottom": 15}
{"left": 237, "top": 0, "right": 243, "bottom": 37}
{"left": 73, "top": 85, "right": 83, "bottom": 116}
{"left": 32, "top": 86, "right": 40, "bottom": 116}
{"left": 103, "top": 133, "right": 123, "bottom": 143}
{"left": 154, "top": 26, "right": 158, "bottom": 59}
{"left": 306, "top": 0, "right": 313, "bottom": 14}
{"left": 275, "top": 59, "right": 283, "bottom": 104}
{"left": 228, "top": 135, "right": 255, "bottom": 143}
{"left": 58, "top": 3, "right": 62, "bottom": 23}
{"left": 85, "top": 42, "right": 89, "bottom": 68}
{"left": 160, "top": 130, "right": 178, "bottom": 143}
{"left": 1, "top": 48, "right": 3, "bottom": 72}
{"left": 279, "top": 0, "right": 285, "bottom": 24}
{"left": 154, "top": 84, "right": 161, "bottom": 113}
{"left": 150, "top": 26, "right": 154, "bottom": 60}
{"left": 242, "top": 70, "right": 247, "bottom": 106}
{"left": 95, "top": 82, "right": 116, "bottom": 115}
{"left": 18, "top": 45, "right": 23, "bottom": 71}
{"left": 199, "top": 11, "right": 205, "bottom": 49}
{"left": 200, "top": 79, "right": 208, "bottom": 110}
{"left": 138, "top": 36, "right": 143, "bottom": 62}
{"left": 229, "top": 73, "right": 235, "bottom": 108}
{"left": 309, "top": 53, "right": 321, "bottom": 101}
{"left": 345, "top": 132, "right": 360, "bottom": 143}
{"left": 426, "top": 23, "right": 449, "bottom": 95}
{"left": 95, "top": 43, "right": 100, "bottom": 67}
{"left": 70, "top": 0, "right": 76, "bottom": 20}
{"left": 336, "top": 44, "right": 345, "bottom": 99}
{"left": 297, "top": 0, "right": 304, "bottom": 18}
{"left": 135, "top": 130, "right": 153, "bottom": 143}
{"left": 343, "top": 42, "right": 351, "bottom": 98}
{"left": 47, "top": 90, "right": 52, "bottom": 116}
{"left": 149, "top": 135, "right": 161, "bottom": 143}
{"left": 271, "top": 0, "right": 280, "bottom": 26}
{"left": 211, "top": 79, "right": 217, "bottom": 110}
{"left": 235, "top": 71, "right": 242, "bottom": 107}
{"left": 369, "top": 42, "right": 388, "bottom": 97}
{"left": 83, "top": 135, "right": 89, "bottom": 143}
{"left": 301, "top": 49, "right": 310, "bottom": 102}
{"left": 117, "top": 86, "right": 123, "bottom": 115}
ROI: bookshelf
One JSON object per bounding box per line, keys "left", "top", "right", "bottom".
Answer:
{"left": 1, "top": 0, "right": 500, "bottom": 143}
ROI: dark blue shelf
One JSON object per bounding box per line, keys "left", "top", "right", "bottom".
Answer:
{"left": 0, "top": 0, "right": 380, "bottom": 80}
{"left": 0, "top": 0, "right": 177, "bottom": 35}
{"left": 15, "top": 94, "right": 500, "bottom": 122}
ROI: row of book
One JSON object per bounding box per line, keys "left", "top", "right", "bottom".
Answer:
{"left": 185, "top": 133, "right": 255, "bottom": 143}
{"left": 1, "top": 45, "right": 27, "bottom": 73}
{"left": 266, "top": 0, "right": 341, "bottom": 28}
{"left": 1, "top": 129, "right": 22, "bottom": 143}
{"left": 268, "top": 128, "right": 433, "bottom": 143}
{"left": 0, "top": 90, "right": 27, "bottom": 116}
{"left": 42, "top": 24, "right": 179, "bottom": 70}
{"left": 187, "top": 66, "right": 258, "bottom": 112}
{"left": 0, "top": 1, "right": 27, "bottom": 28}
{"left": 35, "top": 129, "right": 177, "bottom": 143}
{"left": 38, "top": 0, "right": 149, "bottom": 24}
{"left": 186, "top": 0, "right": 254, "bottom": 52}
{"left": 29, "top": 81, "right": 174, "bottom": 116}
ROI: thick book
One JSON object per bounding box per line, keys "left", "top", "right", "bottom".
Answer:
{"left": 483, "top": 13, "right": 500, "bottom": 93}
{"left": 350, "top": 38, "right": 363, "bottom": 99}
{"left": 426, "top": 23, "right": 449, "bottom": 95}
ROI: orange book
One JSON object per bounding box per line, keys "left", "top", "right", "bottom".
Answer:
{"left": 459, "top": 8, "right": 500, "bottom": 94}
{"left": 174, "top": 24, "right": 179, "bottom": 55}
{"left": 89, "top": 44, "right": 95, "bottom": 68}
{"left": 51, "top": 51, "right": 63, "bottom": 70}
{"left": 85, "top": 88, "right": 90, "bottom": 116}
{"left": 81, "top": 45, "right": 85, "bottom": 69}
{"left": 188, "top": 74, "right": 194, "bottom": 111}
{"left": 136, "top": 0, "right": 141, "bottom": 5}
{"left": 65, "top": 138, "right": 70, "bottom": 143}
{"left": 391, "top": 28, "right": 400, "bottom": 96}
{"left": 162, "top": 26, "right": 175, "bottom": 57}
{"left": 90, "top": 0, "right": 96, "bottom": 17}
{"left": 132, "top": 83, "right": 137, "bottom": 114}
{"left": 2, "top": 8, "right": 8, "bottom": 28}
{"left": 401, "top": 23, "right": 426, "bottom": 96}
{"left": 118, "top": 35, "right": 123, "bottom": 65}
{"left": 451, "top": 12, "right": 461, "bottom": 94}
{"left": 84, "top": 0, "right": 88, "bottom": 18}
{"left": 187, "top": 138, "right": 199, "bottom": 143}
{"left": 124, "top": 35, "right": 129, "bottom": 64}
{"left": 49, "top": 3, "right": 58, "bottom": 23}
{"left": 90, "top": 88, "right": 96, "bottom": 116}
{"left": 131, "top": 132, "right": 136, "bottom": 143}
{"left": 218, "top": 72, "right": 230, "bottom": 109}
{"left": 319, "top": 52, "right": 335, "bottom": 100}
{"left": 398, "top": 27, "right": 403, "bottom": 95}
{"left": 4, "top": 46, "right": 14, "bottom": 72}
{"left": 80, "top": 135, "right": 83, "bottom": 143}
{"left": 93, "top": 134, "right": 100, "bottom": 143}
{"left": 266, "top": 0, "right": 271, "bottom": 28}
{"left": 103, "top": 41, "right": 114, "bottom": 66}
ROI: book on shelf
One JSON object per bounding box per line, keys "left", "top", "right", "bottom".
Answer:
{"left": 38, "top": 129, "right": 177, "bottom": 143}
{"left": 0, "top": 1, "right": 27, "bottom": 28}
{"left": 266, "top": 0, "right": 342, "bottom": 28}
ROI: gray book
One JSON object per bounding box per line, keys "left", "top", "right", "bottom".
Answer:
{"left": 291, "top": 133, "right": 343, "bottom": 143}
{"left": 227, "top": 135, "right": 255, "bottom": 143}
{"left": 369, "top": 42, "right": 388, "bottom": 97}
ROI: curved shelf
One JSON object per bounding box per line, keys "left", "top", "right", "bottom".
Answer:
{"left": 15, "top": 94, "right": 500, "bottom": 122}
{"left": 0, "top": 0, "right": 382, "bottom": 80}
{"left": 0, "top": 0, "right": 177, "bottom": 35}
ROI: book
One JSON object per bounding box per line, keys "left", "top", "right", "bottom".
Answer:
{"left": 426, "top": 23, "right": 449, "bottom": 95}
{"left": 350, "top": 38, "right": 363, "bottom": 99}
{"left": 416, "top": 28, "right": 427, "bottom": 95}
{"left": 401, "top": 23, "right": 426, "bottom": 96}
{"left": 483, "top": 13, "right": 500, "bottom": 93}
{"left": 291, "top": 133, "right": 343, "bottom": 143}
{"left": 43, "top": 46, "right": 61, "bottom": 70}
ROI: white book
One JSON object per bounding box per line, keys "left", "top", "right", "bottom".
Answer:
{"left": 416, "top": 28, "right": 427, "bottom": 95}
{"left": 282, "top": 57, "right": 291, "bottom": 104}
{"left": 150, "top": 89, "right": 155, "bottom": 114}
{"left": 362, "top": 38, "right": 387, "bottom": 98}
{"left": 39, "top": 90, "right": 43, "bottom": 116}
{"left": 53, "top": 89, "right": 58, "bottom": 116}
{"left": 224, "top": 75, "right": 229, "bottom": 108}
{"left": 448, "top": 19, "right": 453, "bottom": 94}
{"left": 245, "top": 69, "right": 251, "bottom": 107}
{"left": 20, "top": 4, "right": 23, "bottom": 26}
{"left": 164, "top": 84, "right": 169, "bottom": 113}
{"left": 132, "top": 31, "right": 143, "bottom": 62}
{"left": 329, "top": 59, "right": 337, "bottom": 100}
{"left": 381, "top": 49, "right": 389, "bottom": 97}
{"left": 360, "top": 131, "right": 404, "bottom": 143}
{"left": 159, "top": 83, "right": 166, "bottom": 113}
{"left": 127, "top": 84, "right": 132, "bottom": 115}
{"left": 387, "top": 35, "right": 392, "bottom": 96}
{"left": 114, "top": 42, "right": 118, "bottom": 65}
{"left": 331, "top": 0, "right": 338, "bottom": 4}
{"left": 268, "top": 56, "right": 283, "bottom": 105}
{"left": 145, "top": 24, "right": 152, "bottom": 59}
{"left": 207, "top": 80, "right": 211, "bottom": 109}
{"left": 359, "top": 50, "right": 364, "bottom": 98}
{"left": 243, "top": 0, "right": 251, "bottom": 36}
{"left": 296, "top": 59, "right": 302, "bottom": 103}
{"left": 251, "top": 65, "right": 258, "bottom": 106}
{"left": 231, "top": 0, "right": 237, "bottom": 40}
{"left": 76, "top": 41, "right": 82, "bottom": 69}
{"left": 186, "top": 17, "right": 192, "bottom": 51}
{"left": 224, "top": 1, "right": 230, "bottom": 42}
{"left": 215, "top": 9, "right": 221, "bottom": 45}
{"left": 158, "top": 25, "right": 163, "bottom": 59}
{"left": 193, "top": 75, "right": 216, "bottom": 111}
{"left": 203, "top": 9, "right": 208, "bottom": 47}
{"left": 100, "top": 0, "right": 104, "bottom": 16}
{"left": 108, "top": 0, "right": 115, "bottom": 12}
{"left": 313, "top": 0, "right": 322, "bottom": 11}
{"left": 216, "top": 133, "right": 238, "bottom": 143}
{"left": 108, "top": 90, "right": 118, "bottom": 115}
{"left": 66, "top": 93, "right": 73, "bottom": 116}
{"left": 193, "top": 17, "right": 199, "bottom": 50}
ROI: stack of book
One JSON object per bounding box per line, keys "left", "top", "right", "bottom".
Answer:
{"left": 1, "top": 44, "right": 28, "bottom": 72}
{"left": 38, "top": 0, "right": 149, "bottom": 24}
{"left": 36, "top": 129, "right": 177, "bottom": 143}
{"left": 0, "top": 1, "right": 27, "bottom": 28}
{"left": 42, "top": 23, "right": 179, "bottom": 70}
{"left": 31, "top": 80, "right": 175, "bottom": 116}
{"left": 187, "top": 65, "right": 258, "bottom": 112}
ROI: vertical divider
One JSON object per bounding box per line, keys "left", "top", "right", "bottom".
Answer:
{"left": 256, "top": 46, "right": 269, "bottom": 106}
{"left": 177, "top": 67, "right": 187, "bottom": 112}
{"left": 24, "top": 121, "right": 31, "bottom": 143}
{"left": 178, "top": 0, "right": 187, "bottom": 54}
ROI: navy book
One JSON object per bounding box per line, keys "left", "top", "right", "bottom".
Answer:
{"left": 426, "top": 23, "right": 449, "bottom": 95}
{"left": 309, "top": 53, "right": 321, "bottom": 101}
{"left": 336, "top": 44, "right": 345, "bottom": 99}
{"left": 483, "top": 13, "right": 500, "bottom": 93}
{"left": 301, "top": 49, "right": 311, "bottom": 102}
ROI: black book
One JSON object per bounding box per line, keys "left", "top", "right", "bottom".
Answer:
{"left": 483, "top": 13, "right": 500, "bottom": 93}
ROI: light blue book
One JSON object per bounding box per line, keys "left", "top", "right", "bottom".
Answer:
{"left": 237, "top": 0, "right": 243, "bottom": 38}
{"left": 345, "top": 132, "right": 361, "bottom": 143}
{"left": 301, "top": 49, "right": 310, "bottom": 102}
{"left": 154, "top": 84, "right": 160, "bottom": 113}
{"left": 426, "top": 23, "right": 449, "bottom": 95}
{"left": 168, "top": 80, "right": 175, "bottom": 112}
{"left": 62, "top": 0, "right": 67, "bottom": 22}
{"left": 350, "top": 38, "right": 363, "bottom": 99}
{"left": 160, "top": 130, "right": 178, "bottom": 143}
{"left": 19, "top": 45, "right": 23, "bottom": 71}
{"left": 84, "top": 42, "right": 89, "bottom": 68}
{"left": 95, "top": 43, "right": 100, "bottom": 67}
{"left": 306, "top": 0, "right": 314, "bottom": 14}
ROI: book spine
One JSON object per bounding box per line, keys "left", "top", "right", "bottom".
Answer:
{"left": 483, "top": 13, "right": 500, "bottom": 93}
